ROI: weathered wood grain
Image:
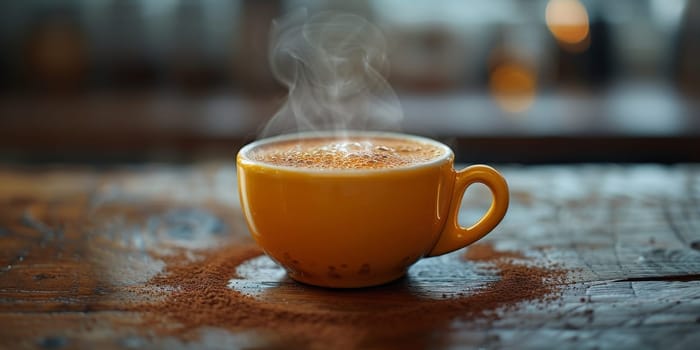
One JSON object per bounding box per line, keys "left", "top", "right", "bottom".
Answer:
{"left": 1, "top": 164, "right": 699, "bottom": 349}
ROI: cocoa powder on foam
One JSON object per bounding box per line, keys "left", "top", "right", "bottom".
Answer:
{"left": 248, "top": 137, "right": 445, "bottom": 170}
{"left": 127, "top": 242, "right": 568, "bottom": 348}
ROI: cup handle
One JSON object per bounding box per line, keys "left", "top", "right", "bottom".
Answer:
{"left": 427, "top": 165, "right": 509, "bottom": 257}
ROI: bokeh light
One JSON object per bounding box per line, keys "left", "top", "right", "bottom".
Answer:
{"left": 545, "top": 0, "right": 590, "bottom": 49}
{"left": 489, "top": 63, "right": 537, "bottom": 114}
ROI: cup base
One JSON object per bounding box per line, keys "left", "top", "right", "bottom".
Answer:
{"left": 287, "top": 270, "right": 408, "bottom": 289}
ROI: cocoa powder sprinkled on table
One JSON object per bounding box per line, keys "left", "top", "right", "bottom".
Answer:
{"left": 128, "top": 242, "right": 568, "bottom": 349}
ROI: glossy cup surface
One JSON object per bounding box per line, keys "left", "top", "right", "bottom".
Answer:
{"left": 237, "top": 131, "right": 506, "bottom": 288}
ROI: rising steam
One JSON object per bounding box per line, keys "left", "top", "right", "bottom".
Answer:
{"left": 260, "top": 11, "right": 403, "bottom": 137}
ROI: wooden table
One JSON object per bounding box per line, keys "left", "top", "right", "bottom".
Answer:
{"left": 1, "top": 163, "right": 699, "bottom": 349}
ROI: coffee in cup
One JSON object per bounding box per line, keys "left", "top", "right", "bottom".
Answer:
{"left": 247, "top": 135, "right": 445, "bottom": 170}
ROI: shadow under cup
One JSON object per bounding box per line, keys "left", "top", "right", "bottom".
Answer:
{"left": 236, "top": 132, "right": 509, "bottom": 288}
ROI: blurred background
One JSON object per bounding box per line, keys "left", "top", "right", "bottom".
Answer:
{"left": 1, "top": 0, "right": 699, "bottom": 164}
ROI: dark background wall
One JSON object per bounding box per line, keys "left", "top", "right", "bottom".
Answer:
{"left": 1, "top": 0, "right": 699, "bottom": 164}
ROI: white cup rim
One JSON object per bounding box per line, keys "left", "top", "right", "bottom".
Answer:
{"left": 237, "top": 131, "right": 454, "bottom": 175}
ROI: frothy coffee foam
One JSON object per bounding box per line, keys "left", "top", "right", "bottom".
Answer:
{"left": 249, "top": 137, "right": 445, "bottom": 170}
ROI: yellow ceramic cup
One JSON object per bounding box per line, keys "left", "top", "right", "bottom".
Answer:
{"left": 237, "top": 132, "right": 509, "bottom": 288}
